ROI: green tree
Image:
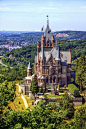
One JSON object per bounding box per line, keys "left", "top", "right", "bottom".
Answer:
{"left": 58, "top": 92, "right": 74, "bottom": 119}
{"left": 30, "top": 74, "right": 39, "bottom": 97}
{"left": 0, "top": 74, "right": 5, "bottom": 83}
{"left": 74, "top": 104, "right": 86, "bottom": 129}
{"left": 0, "top": 80, "right": 16, "bottom": 113}
{"left": 75, "top": 54, "right": 86, "bottom": 93}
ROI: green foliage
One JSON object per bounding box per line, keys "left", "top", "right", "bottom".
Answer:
{"left": 68, "top": 84, "right": 80, "bottom": 96}
{"left": 64, "top": 85, "right": 66, "bottom": 88}
{"left": 0, "top": 74, "right": 5, "bottom": 83}
{"left": 1, "top": 45, "right": 37, "bottom": 68}
{"left": 59, "top": 89, "right": 64, "bottom": 93}
{"left": 0, "top": 48, "right": 8, "bottom": 55}
{"left": 74, "top": 104, "right": 86, "bottom": 129}
{"left": 71, "top": 77, "right": 74, "bottom": 83}
{"left": 0, "top": 64, "right": 27, "bottom": 82}
{"left": 0, "top": 80, "right": 16, "bottom": 113}
{"left": 1, "top": 92, "right": 86, "bottom": 129}
{"left": 43, "top": 93, "right": 47, "bottom": 98}
{"left": 75, "top": 54, "right": 86, "bottom": 93}
{"left": 30, "top": 75, "right": 39, "bottom": 95}
{"left": 58, "top": 92, "right": 74, "bottom": 119}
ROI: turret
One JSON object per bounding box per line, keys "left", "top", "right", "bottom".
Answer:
{"left": 41, "top": 44, "right": 44, "bottom": 60}
{"left": 52, "top": 35, "right": 55, "bottom": 47}
{"left": 41, "top": 34, "right": 45, "bottom": 47}
{"left": 27, "top": 62, "right": 32, "bottom": 76}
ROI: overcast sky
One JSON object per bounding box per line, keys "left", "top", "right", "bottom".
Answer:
{"left": 0, "top": 0, "right": 86, "bottom": 31}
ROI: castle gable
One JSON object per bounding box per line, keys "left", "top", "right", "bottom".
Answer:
{"left": 46, "top": 54, "right": 56, "bottom": 65}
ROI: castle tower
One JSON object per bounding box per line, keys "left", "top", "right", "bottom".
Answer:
{"left": 27, "top": 62, "right": 32, "bottom": 76}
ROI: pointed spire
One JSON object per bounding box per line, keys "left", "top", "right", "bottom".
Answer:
{"left": 41, "top": 44, "right": 44, "bottom": 60}
{"left": 27, "top": 62, "right": 32, "bottom": 69}
{"left": 45, "top": 15, "right": 52, "bottom": 41}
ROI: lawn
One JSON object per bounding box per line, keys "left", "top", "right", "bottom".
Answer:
{"left": 44, "top": 93, "right": 64, "bottom": 98}
{"left": 25, "top": 96, "right": 34, "bottom": 110}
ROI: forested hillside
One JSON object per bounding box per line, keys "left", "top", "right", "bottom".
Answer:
{"left": 1, "top": 45, "right": 37, "bottom": 67}
{"left": 1, "top": 39, "right": 86, "bottom": 67}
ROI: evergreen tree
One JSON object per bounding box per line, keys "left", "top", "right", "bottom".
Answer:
{"left": 75, "top": 54, "right": 86, "bottom": 93}
{"left": 30, "top": 74, "right": 39, "bottom": 96}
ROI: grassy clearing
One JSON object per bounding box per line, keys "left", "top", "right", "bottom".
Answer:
{"left": 44, "top": 93, "right": 64, "bottom": 98}
{"left": 5, "top": 96, "right": 26, "bottom": 111}
{"left": 25, "top": 96, "right": 34, "bottom": 110}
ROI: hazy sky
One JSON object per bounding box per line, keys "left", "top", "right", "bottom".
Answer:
{"left": 0, "top": 0, "right": 86, "bottom": 31}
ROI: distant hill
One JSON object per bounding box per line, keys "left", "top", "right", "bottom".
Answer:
{"left": 54, "top": 31, "right": 86, "bottom": 40}
{"left": 0, "top": 31, "right": 86, "bottom": 46}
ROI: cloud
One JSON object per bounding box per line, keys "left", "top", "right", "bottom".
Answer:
{"left": 37, "top": 7, "right": 59, "bottom": 13}
{"left": 0, "top": 7, "right": 10, "bottom": 11}
{"left": 81, "top": 6, "right": 86, "bottom": 8}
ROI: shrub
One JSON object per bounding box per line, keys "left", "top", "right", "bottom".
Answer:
{"left": 68, "top": 84, "right": 80, "bottom": 96}
{"left": 64, "top": 85, "right": 66, "bottom": 88}
{"left": 59, "top": 89, "right": 63, "bottom": 93}
{"left": 44, "top": 94, "right": 47, "bottom": 98}
{"left": 48, "top": 87, "right": 51, "bottom": 89}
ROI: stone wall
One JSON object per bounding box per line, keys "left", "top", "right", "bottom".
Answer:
{"left": 35, "top": 97, "right": 83, "bottom": 106}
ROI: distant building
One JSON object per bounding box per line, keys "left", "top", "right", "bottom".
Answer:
{"left": 34, "top": 17, "right": 74, "bottom": 86}
{"left": 9, "top": 46, "right": 22, "bottom": 51}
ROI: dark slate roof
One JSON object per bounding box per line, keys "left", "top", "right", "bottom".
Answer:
{"left": 36, "top": 47, "right": 71, "bottom": 64}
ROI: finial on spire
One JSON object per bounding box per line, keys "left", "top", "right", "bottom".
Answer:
{"left": 46, "top": 15, "right": 49, "bottom": 26}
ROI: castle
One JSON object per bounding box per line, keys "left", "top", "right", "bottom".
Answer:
{"left": 19, "top": 16, "right": 75, "bottom": 95}
{"left": 34, "top": 17, "right": 72, "bottom": 86}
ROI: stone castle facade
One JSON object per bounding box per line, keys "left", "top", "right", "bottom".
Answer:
{"left": 34, "top": 18, "right": 72, "bottom": 86}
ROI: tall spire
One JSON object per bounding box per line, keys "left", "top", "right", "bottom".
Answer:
{"left": 45, "top": 15, "right": 52, "bottom": 41}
